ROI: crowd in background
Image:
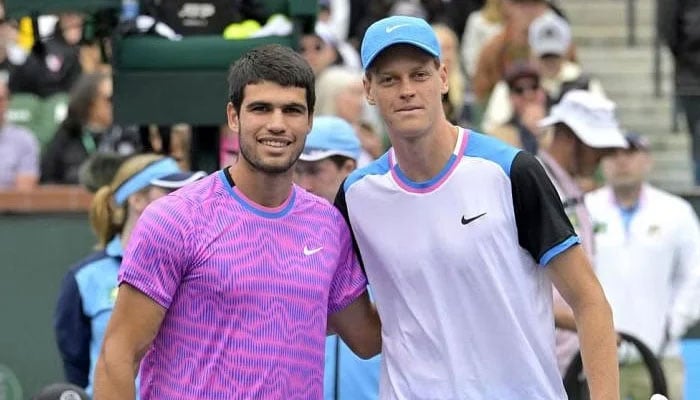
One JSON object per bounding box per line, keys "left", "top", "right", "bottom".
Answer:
{"left": 2, "top": 0, "right": 700, "bottom": 399}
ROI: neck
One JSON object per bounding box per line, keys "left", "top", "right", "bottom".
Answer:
{"left": 613, "top": 183, "right": 642, "bottom": 209}
{"left": 228, "top": 163, "right": 293, "bottom": 208}
{"left": 547, "top": 138, "right": 576, "bottom": 177}
{"left": 390, "top": 121, "right": 458, "bottom": 182}
{"left": 120, "top": 214, "right": 138, "bottom": 249}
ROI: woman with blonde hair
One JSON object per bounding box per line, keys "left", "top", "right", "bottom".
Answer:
{"left": 53, "top": 154, "right": 204, "bottom": 397}
{"left": 432, "top": 23, "right": 467, "bottom": 124}
{"left": 316, "top": 66, "right": 384, "bottom": 166}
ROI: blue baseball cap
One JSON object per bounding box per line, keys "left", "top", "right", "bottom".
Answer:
{"left": 300, "top": 116, "right": 361, "bottom": 162}
{"left": 360, "top": 15, "right": 441, "bottom": 70}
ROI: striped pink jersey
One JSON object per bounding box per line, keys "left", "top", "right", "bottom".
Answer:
{"left": 118, "top": 170, "right": 367, "bottom": 400}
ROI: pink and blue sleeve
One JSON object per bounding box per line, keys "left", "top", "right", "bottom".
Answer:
{"left": 118, "top": 196, "right": 193, "bottom": 309}
{"left": 328, "top": 212, "right": 368, "bottom": 314}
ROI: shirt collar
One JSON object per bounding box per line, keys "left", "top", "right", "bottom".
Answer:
{"left": 105, "top": 235, "right": 123, "bottom": 258}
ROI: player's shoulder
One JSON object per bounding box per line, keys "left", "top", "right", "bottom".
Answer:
{"left": 294, "top": 185, "right": 343, "bottom": 217}
{"left": 149, "top": 172, "right": 219, "bottom": 215}
{"left": 344, "top": 152, "right": 392, "bottom": 192}
{"left": 464, "top": 130, "right": 525, "bottom": 176}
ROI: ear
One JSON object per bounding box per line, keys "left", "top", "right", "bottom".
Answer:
{"left": 363, "top": 75, "right": 376, "bottom": 105}
{"left": 439, "top": 62, "right": 449, "bottom": 95}
{"left": 226, "top": 102, "right": 239, "bottom": 132}
{"left": 341, "top": 159, "right": 357, "bottom": 175}
{"left": 127, "top": 190, "right": 149, "bottom": 215}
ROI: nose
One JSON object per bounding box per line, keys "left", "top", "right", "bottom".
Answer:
{"left": 267, "top": 109, "right": 286, "bottom": 133}
{"left": 398, "top": 78, "right": 416, "bottom": 100}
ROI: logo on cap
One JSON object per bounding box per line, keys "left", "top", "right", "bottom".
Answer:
{"left": 385, "top": 24, "right": 411, "bottom": 33}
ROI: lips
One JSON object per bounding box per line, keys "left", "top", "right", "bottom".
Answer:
{"left": 259, "top": 138, "right": 292, "bottom": 148}
{"left": 396, "top": 106, "right": 422, "bottom": 112}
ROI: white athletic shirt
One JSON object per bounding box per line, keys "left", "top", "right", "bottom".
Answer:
{"left": 335, "top": 129, "right": 578, "bottom": 399}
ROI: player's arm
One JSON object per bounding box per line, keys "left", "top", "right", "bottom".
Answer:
{"left": 94, "top": 283, "right": 166, "bottom": 400}
{"left": 547, "top": 245, "right": 619, "bottom": 400}
{"left": 553, "top": 301, "right": 577, "bottom": 332}
{"left": 328, "top": 290, "right": 381, "bottom": 359}
{"left": 510, "top": 151, "right": 618, "bottom": 398}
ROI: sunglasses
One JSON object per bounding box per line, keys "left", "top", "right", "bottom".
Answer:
{"left": 300, "top": 43, "right": 324, "bottom": 53}
{"left": 511, "top": 83, "right": 540, "bottom": 95}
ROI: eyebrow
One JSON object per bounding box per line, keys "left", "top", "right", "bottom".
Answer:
{"left": 246, "top": 101, "right": 307, "bottom": 111}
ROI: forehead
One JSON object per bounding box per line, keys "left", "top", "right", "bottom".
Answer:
{"left": 370, "top": 45, "right": 437, "bottom": 73}
{"left": 242, "top": 81, "right": 307, "bottom": 106}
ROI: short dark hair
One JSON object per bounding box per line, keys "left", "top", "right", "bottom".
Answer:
{"left": 227, "top": 44, "right": 315, "bottom": 114}
{"left": 328, "top": 154, "right": 356, "bottom": 169}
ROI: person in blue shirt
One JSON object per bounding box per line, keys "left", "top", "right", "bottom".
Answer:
{"left": 53, "top": 154, "right": 204, "bottom": 396}
{"left": 294, "top": 116, "right": 381, "bottom": 399}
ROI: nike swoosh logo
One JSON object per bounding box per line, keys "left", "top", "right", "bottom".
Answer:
{"left": 303, "top": 246, "right": 323, "bottom": 256}
{"left": 385, "top": 24, "right": 411, "bottom": 33}
{"left": 461, "top": 212, "right": 487, "bottom": 225}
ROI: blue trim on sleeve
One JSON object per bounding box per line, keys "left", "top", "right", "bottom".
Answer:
{"left": 344, "top": 152, "right": 391, "bottom": 191}
{"left": 464, "top": 131, "right": 521, "bottom": 176}
{"left": 539, "top": 235, "right": 580, "bottom": 266}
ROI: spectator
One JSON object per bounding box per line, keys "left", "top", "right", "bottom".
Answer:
{"left": 77, "top": 152, "right": 128, "bottom": 193}
{"left": 433, "top": 23, "right": 466, "bottom": 124}
{"left": 482, "top": 12, "right": 602, "bottom": 132}
{"left": 9, "top": 13, "right": 83, "bottom": 97}
{"left": 488, "top": 62, "right": 547, "bottom": 153}
{"left": 315, "top": 66, "right": 383, "bottom": 166}
{"left": 529, "top": 13, "right": 604, "bottom": 105}
{"left": 41, "top": 72, "right": 141, "bottom": 184}
{"left": 586, "top": 133, "right": 700, "bottom": 400}
{"left": 0, "top": 2, "right": 26, "bottom": 83}
{"left": 537, "top": 90, "right": 628, "bottom": 374}
{"left": 0, "top": 81, "right": 40, "bottom": 190}
{"left": 293, "top": 116, "right": 381, "bottom": 400}
{"left": 54, "top": 154, "right": 204, "bottom": 396}
{"left": 658, "top": 0, "right": 700, "bottom": 185}
{"left": 472, "top": 0, "right": 576, "bottom": 107}
{"left": 461, "top": 0, "right": 504, "bottom": 79}
{"left": 300, "top": 23, "right": 360, "bottom": 76}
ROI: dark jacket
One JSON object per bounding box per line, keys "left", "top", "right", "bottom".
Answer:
{"left": 9, "top": 38, "right": 82, "bottom": 98}
{"left": 41, "top": 123, "right": 141, "bottom": 184}
{"left": 658, "top": 0, "right": 700, "bottom": 95}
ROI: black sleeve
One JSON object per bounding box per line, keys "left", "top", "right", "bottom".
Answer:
{"left": 333, "top": 179, "right": 366, "bottom": 275}
{"left": 510, "top": 151, "right": 577, "bottom": 264}
{"left": 53, "top": 270, "right": 91, "bottom": 388}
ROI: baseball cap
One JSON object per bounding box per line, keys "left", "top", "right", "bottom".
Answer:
{"left": 538, "top": 90, "right": 628, "bottom": 149}
{"left": 360, "top": 15, "right": 440, "bottom": 70}
{"left": 151, "top": 170, "right": 207, "bottom": 189}
{"left": 32, "top": 383, "right": 89, "bottom": 400}
{"left": 624, "top": 132, "right": 650, "bottom": 151}
{"left": 300, "top": 116, "right": 361, "bottom": 162}
{"left": 528, "top": 12, "right": 571, "bottom": 57}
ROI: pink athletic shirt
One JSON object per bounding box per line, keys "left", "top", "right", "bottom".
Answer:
{"left": 118, "top": 170, "right": 367, "bottom": 399}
